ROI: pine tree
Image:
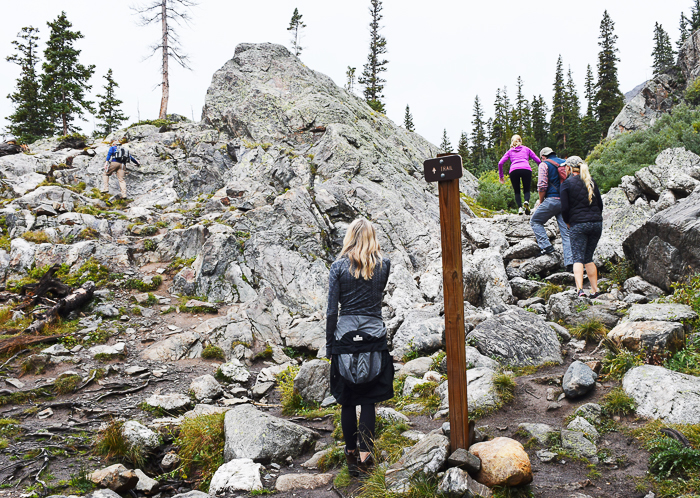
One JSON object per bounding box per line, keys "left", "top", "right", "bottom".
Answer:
{"left": 41, "top": 12, "right": 95, "bottom": 136}
{"left": 678, "top": 13, "right": 691, "bottom": 49}
{"left": 358, "top": 0, "right": 388, "bottom": 113}
{"left": 287, "top": 8, "right": 306, "bottom": 57}
{"left": 403, "top": 104, "right": 414, "bottom": 131}
{"left": 595, "top": 10, "right": 625, "bottom": 138}
{"left": 652, "top": 22, "right": 676, "bottom": 74}
{"left": 549, "top": 55, "right": 568, "bottom": 154}
{"left": 492, "top": 87, "right": 512, "bottom": 157}
{"left": 95, "top": 69, "right": 128, "bottom": 136}
{"left": 470, "top": 95, "right": 487, "bottom": 173}
{"left": 691, "top": 0, "right": 700, "bottom": 31}
{"left": 564, "top": 68, "right": 583, "bottom": 156}
{"left": 457, "top": 132, "right": 469, "bottom": 167}
{"left": 440, "top": 129, "right": 453, "bottom": 153}
{"left": 6, "top": 26, "right": 51, "bottom": 143}
{"left": 345, "top": 67, "right": 356, "bottom": 93}
{"left": 531, "top": 95, "right": 549, "bottom": 153}
{"left": 581, "top": 64, "right": 600, "bottom": 155}
{"left": 133, "top": 0, "right": 198, "bottom": 119}
{"left": 513, "top": 76, "right": 531, "bottom": 139}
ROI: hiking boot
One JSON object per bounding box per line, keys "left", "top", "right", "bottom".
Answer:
{"left": 358, "top": 452, "right": 374, "bottom": 474}
{"left": 540, "top": 246, "right": 555, "bottom": 256}
{"left": 589, "top": 291, "right": 602, "bottom": 298}
{"left": 577, "top": 288, "right": 587, "bottom": 298}
{"left": 518, "top": 207, "right": 524, "bottom": 215}
{"left": 345, "top": 447, "right": 359, "bottom": 477}
{"left": 523, "top": 201, "right": 530, "bottom": 215}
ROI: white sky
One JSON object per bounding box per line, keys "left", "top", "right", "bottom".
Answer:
{"left": 0, "top": 0, "right": 691, "bottom": 146}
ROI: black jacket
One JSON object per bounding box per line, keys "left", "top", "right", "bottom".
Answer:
{"left": 560, "top": 175, "right": 604, "bottom": 225}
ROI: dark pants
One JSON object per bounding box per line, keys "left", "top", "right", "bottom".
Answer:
{"left": 341, "top": 404, "right": 376, "bottom": 452}
{"left": 569, "top": 222, "right": 603, "bottom": 264}
{"left": 510, "top": 169, "right": 531, "bottom": 208}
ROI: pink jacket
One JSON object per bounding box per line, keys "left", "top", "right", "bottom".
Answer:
{"left": 498, "top": 146, "right": 541, "bottom": 179}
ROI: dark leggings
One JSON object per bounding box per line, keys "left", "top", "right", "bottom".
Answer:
{"left": 341, "top": 404, "right": 376, "bottom": 452}
{"left": 509, "top": 169, "right": 532, "bottom": 208}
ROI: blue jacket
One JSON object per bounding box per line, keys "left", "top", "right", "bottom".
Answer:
{"left": 106, "top": 145, "right": 139, "bottom": 165}
{"left": 544, "top": 155, "right": 565, "bottom": 198}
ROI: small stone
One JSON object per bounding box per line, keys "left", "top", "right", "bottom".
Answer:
{"left": 208, "top": 459, "right": 263, "bottom": 495}
{"left": 301, "top": 449, "right": 329, "bottom": 469}
{"left": 189, "top": 374, "right": 223, "bottom": 401}
{"left": 183, "top": 299, "right": 218, "bottom": 313}
{"left": 134, "top": 469, "right": 159, "bottom": 493}
{"left": 423, "top": 371, "right": 442, "bottom": 383}
{"left": 131, "top": 293, "right": 151, "bottom": 304}
{"left": 536, "top": 449, "right": 557, "bottom": 463}
{"left": 41, "top": 344, "right": 70, "bottom": 356}
{"left": 120, "top": 315, "right": 130, "bottom": 322}
{"left": 125, "top": 365, "right": 148, "bottom": 376}
{"left": 566, "top": 416, "right": 600, "bottom": 442}
{"left": 562, "top": 361, "right": 597, "bottom": 399}
{"left": 442, "top": 422, "right": 450, "bottom": 438}
{"left": 144, "top": 393, "right": 192, "bottom": 412}
{"left": 557, "top": 393, "right": 566, "bottom": 402}
{"left": 89, "top": 464, "right": 139, "bottom": 493}
{"left": 270, "top": 463, "right": 281, "bottom": 471}
{"left": 275, "top": 473, "right": 333, "bottom": 492}
{"left": 320, "top": 395, "right": 337, "bottom": 408}
{"left": 122, "top": 420, "right": 160, "bottom": 450}
{"left": 447, "top": 448, "right": 481, "bottom": 474}
{"left": 437, "top": 467, "right": 493, "bottom": 498}
{"left": 161, "top": 452, "right": 181, "bottom": 469}
{"left": 37, "top": 408, "right": 53, "bottom": 419}
{"left": 217, "top": 359, "right": 250, "bottom": 383}
{"left": 547, "top": 402, "right": 562, "bottom": 411}
{"left": 5, "top": 378, "right": 24, "bottom": 389}
{"left": 401, "top": 430, "right": 426, "bottom": 442}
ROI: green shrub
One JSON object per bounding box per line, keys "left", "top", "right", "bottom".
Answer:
{"left": 601, "top": 387, "right": 637, "bottom": 416}
{"left": 588, "top": 104, "right": 700, "bottom": 193}
{"left": 664, "top": 334, "right": 700, "bottom": 376}
{"left": 201, "top": 345, "right": 225, "bottom": 361}
{"left": 600, "top": 258, "right": 636, "bottom": 290}
{"left": 601, "top": 345, "right": 645, "bottom": 380}
{"left": 648, "top": 437, "right": 700, "bottom": 477}
{"left": 123, "top": 276, "right": 162, "bottom": 292}
{"left": 94, "top": 419, "right": 147, "bottom": 467}
{"left": 55, "top": 374, "right": 81, "bottom": 394}
{"left": 128, "top": 119, "right": 174, "bottom": 129}
{"left": 21, "top": 230, "right": 51, "bottom": 244}
{"left": 536, "top": 282, "right": 563, "bottom": 301}
{"left": 176, "top": 413, "right": 225, "bottom": 489}
{"left": 476, "top": 171, "right": 517, "bottom": 212}
{"left": 685, "top": 77, "right": 700, "bottom": 106}
{"left": 666, "top": 272, "right": 700, "bottom": 318}
{"left": 571, "top": 320, "right": 608, "bottom": 342}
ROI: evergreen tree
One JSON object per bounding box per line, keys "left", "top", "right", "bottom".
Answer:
{"left": 457, "top": 131, "right": 469, "bottom": 167}
{"left": 95, "top": 69, "right": 128, "bottom": 136}
{"left": 595, "top": 10, "right": 625, "bottom": 138}
{"left": 513, "top": 76, "right": 531, "bottom": 138}
{"left": 41, "top": 12, "right": 95, "bottom": 136}
{"left": 403, "top": 104, "right": 414, "bottom": 131}
{"left": 287, "top": 8, "right": 306, "bottom": 57}
{"left": 358, "top": 0, "right": 388, "bottom": 113}
{"left": 6, "top": 26, "right": 51, "bottom": 143}
{"left": 564, "top": 68, "right": 583, "bottom": 156}
{"left": 581, "top": 64, "right": 600, "bottom": 155}
{"left": 470, "top": 95, "right": 488, "bottom": 172}
{"left": 549, "top": 55, "right": 568, "bottom": 154}
{"left": 531, "top": 95, "right": 549, "bottom": 153}
{"left": 678, "top": 13, "right": 691, "bottom": 50}
{"left": 652, "top": 22, "right": 675, "bottom": 74}
{"left": 440, "top": 129, "right": 453, "bottom": 153}
{"left": 345, "top": 67, "right": 356, "bottom": 93}
{"left": 492, "top": 87, "right": 512, "bottom": 157}
{"left": 691, "top": 0, "right": 700, "bottom": 31}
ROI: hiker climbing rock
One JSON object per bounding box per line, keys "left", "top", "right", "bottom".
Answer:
{"left": 497, "top": 135, "right": 540, "bottom": 215}
{"left": 560, "top": 156, "right": 604, "bottom": 297}
{"left": 530, "top": 146, "right": 573, "bottom": 271}
{"left": 103, "top": 140, "right": 140, "bottom": 199}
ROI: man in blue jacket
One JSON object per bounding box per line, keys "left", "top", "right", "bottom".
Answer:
{"left": 102, "top": 140, "right": 140, "bottom": 199}
{"left": 530, "top": 147, "right": 573, "bottom": 272}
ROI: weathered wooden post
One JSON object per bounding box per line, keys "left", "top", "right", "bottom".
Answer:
{"left": 424, "top": 153, "right": 471, "bottom": 450}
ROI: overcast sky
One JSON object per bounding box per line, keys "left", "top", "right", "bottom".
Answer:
{"left": 0, "top": 0, "right": 692, "bottom": 146}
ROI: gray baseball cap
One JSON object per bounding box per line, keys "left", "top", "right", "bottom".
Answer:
{"left": 565, "top": 156, "right": 584, "bottom": 168}
{"left": 540, "top": 147, "right": 553, "bottom": 157}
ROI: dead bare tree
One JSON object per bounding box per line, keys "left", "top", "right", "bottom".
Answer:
{"left": 132, "top": 0, "right": 197, "bottom": 119}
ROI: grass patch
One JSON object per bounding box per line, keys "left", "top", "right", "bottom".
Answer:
{"left": 664, "top": 334, "right": 700, "bottom": 376}
{"left": 430, "top": 351, "right": 446, "bottom": 373}
{"left": 21, "top": 230, "right": 51, "bottom": 244}
{"left": 461, "top": 193, "right": 496, "bottom": 218}
{"left": 201, "top": 345, "right": 225, "bottom": 361}
{"left": 601, "top": 344, "right": 645, "bottom": 380}
{"left": 536, "top": 282, "right": 563, "bottom": 301}
{"left": 334, "top": 465, "right": 351, "bottom": 489}
{"left": 599, "top": 258, "right": 636, "bottom": 291}
{"left": 492, "top": 485, "right": 535, "bottom": 498}
{"left": 493, "top": 371, "right": 516, "bottom": 405}
{"left": 601, "top": 387, "right": 636, "bottom": 416}
{"left": 571, "top": 320, "right": 608, "bottom": 342}
{"left": 123, "top": 276, "right": 162, "bottom": 292}
{"left": 176, "top": 412, "right": 225, "bottom": 490}
{"left": 94, "top": 419, "right": 147, "bottom": 468}
{"left": 253, "top": 344, "right": 273, "bottom": 361}
{"left": 166, "top": 257, "right": 196, "bottom": 274}
{"left": 317, "top": 445, "right": 345, "bottom": 472}
{"left": 55, "top": 374, "right": 81, "bottom": 395}
{"left": 275, "top": 366, "right": 324, "bottom": 416}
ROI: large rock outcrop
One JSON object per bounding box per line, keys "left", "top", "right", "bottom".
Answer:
{"left": 623, "top": 189, "right": 700, "bottom": 291}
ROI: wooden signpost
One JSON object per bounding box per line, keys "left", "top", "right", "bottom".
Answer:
{"left": 424, "top": 153, "right": 472, "bottom": 451}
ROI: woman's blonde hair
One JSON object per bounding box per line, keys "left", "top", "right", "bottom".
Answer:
{"left": 567, "top": 156, "right": 595, "bottom": 204}
{"left": 510, "top": 135, "right": 522, "bottom": 148}
{"left": 339, "top": 218, "right": 382, "bottom": 280}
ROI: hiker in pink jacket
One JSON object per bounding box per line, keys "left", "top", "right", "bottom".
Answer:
{"left": 498, "top": 135, "right": 541, "bottom": 215}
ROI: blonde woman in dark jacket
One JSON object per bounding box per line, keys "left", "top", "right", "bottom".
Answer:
{"left": 325, "top": 219, "right": 393, "bottom": 476}
{"left": 560, "top": 156, "right": 604, "bottom": 298}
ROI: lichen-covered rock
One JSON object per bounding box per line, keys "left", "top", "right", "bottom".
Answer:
{"left": 622, "top": 365, "right": 700, "bottom": 424}
{"left": 384, "top": 434, "right": 450, "bottom": 493}
{"left": 437, "top": 467, "right": 493, "bottom": 498}
{"left": 467, "top": 308, "right": 562, "bottom": 367}
{"left": 143, "top": 393, "right": 192, "bottom": 413}
{"left": 391, "top": 307, "right": 444, "bottom": 360}
{"left": 436, "top": 367, "right": 500, "bottom": 412}
{"left": 469, "top": 437, "right": 533, "bottom": 487}
{"left": 625, "top": 303, "right": 698, "bottom": 324}
{"left": 223, "top": 404, "right": 317, "bottom": 462}
{"left": 517, "top": 423, "right": 558, "bottom": 446}
{"left": 209, "top": 459, "right": 263, "bottom": 495}
{"left": 396, "top": 357, "right": 434, "bottom": 378}
{"left": 275, "top": 473, "right": 333, "bottom": 492}
{"left": 293, "top": 359, "right": 331, "bottom": 404}
{"left": 547, "top": 290, "right": 625, "bottom": 329}
{"left": 189, "top": 374, "right": 223, "bottom": 401}
{"left": 560, "top": 430, "right": 598, "bottom": 463}
{"left": 607, "top": 321, "right": 685, "bottom": 353}
{"left": 89, "top": 464, "right": 139, "bottom": 493}
{"left": 623, "top": 276, "right": 664, "bottom": 299}
{"left": 122, "top": 421, "right": 160, "bottom": 451}
{"left": 217, "top": 359, "right": 251, "bottom": 383}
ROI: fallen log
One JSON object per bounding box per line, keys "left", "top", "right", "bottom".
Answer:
{"left": 22, "top": 281, "right": 95, "bottom": 335}
{"left": 18, "top": 265, "right": 72, "bottom": 302}
{"left": 0, "top": 336, "right": 63, "bottom": 356}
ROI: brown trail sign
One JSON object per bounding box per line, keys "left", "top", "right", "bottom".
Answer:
{"left": 424, "top": 153, "right": 473, "bottom": 450}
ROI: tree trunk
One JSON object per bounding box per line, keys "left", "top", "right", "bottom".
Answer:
{"left": 159, "top": 0, "right": 169, "bottom": 120}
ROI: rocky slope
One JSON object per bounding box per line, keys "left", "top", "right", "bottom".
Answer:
{"left": 0, "top": 43, "right": 699, "bottom": 498}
